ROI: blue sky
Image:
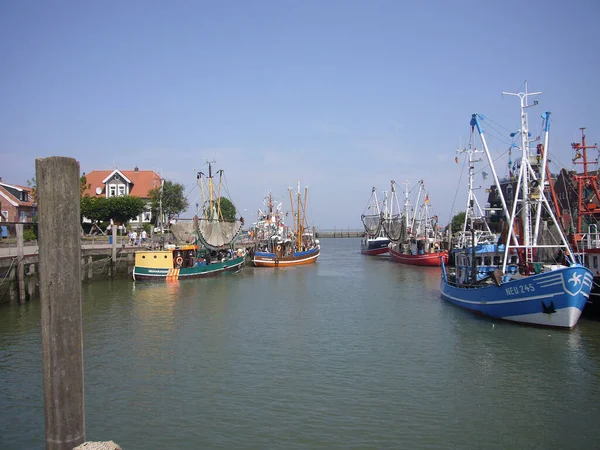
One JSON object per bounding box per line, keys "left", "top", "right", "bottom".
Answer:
{"left": 1, "top": 0, "right": 599, "bottom": 229}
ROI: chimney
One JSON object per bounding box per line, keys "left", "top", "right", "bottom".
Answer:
{"left": 134, "top": 166, "right": 139, "bottom": 172}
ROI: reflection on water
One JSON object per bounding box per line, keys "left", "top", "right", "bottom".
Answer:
{"left": 0, "top": 238, "right": 599, "bottom": 449}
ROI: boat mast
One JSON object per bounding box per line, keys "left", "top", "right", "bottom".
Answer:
{"left": 208, "top": 162, "right": 214, "bottom": 219}
{"left": 502, "top": 84, "right": 541, "bottom": 257}
{"left": 288, "top": 186, "right": 295, "bottom": 246}
{"left": 532, "top": 112, "right": 551, "bottom": 241}
{"left": 297, "top": 181, "right": 302, "bottom": 249}
{"left": 411, "top": 181, "right": 423, "bottom": 234}
{"left": 302, "top": 184, "right": 308, "bottom": 239}
{"left": 499, "top": 85, "right": 573, "bottom": 269}
{"left": 372, "top": 187, "right": 381, "bottom": 215}
{"left": 572, "top": 128, "right": 600, "bottom": 240}
{"left": 403, "top": 181, "right": 411, "bottom": 233}
{"left": 457, "top": 142, "right": 491, "bottom": 247}
{"left": 471, "top": 114, "right": 519, "bottom": 248}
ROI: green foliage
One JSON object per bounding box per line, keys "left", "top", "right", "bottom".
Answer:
{"left": 80, "top": 175, "right": 90, "bottom": 197}
{"left": 108, "top": 196, "right": 147, "bottom": 224}
{"left": 451, "top": 211, "right": 466, "bottom": 234}
{"left": 148, "top": 180, "right": 189, "bottom": 225}
{"left": 81, "top": 196, "right": 110, "bottom": 223}
{"left": 218, "top": 197, "right": 237, "bottom": 221}
{"left": 23, "top": 228, "right": 37, "bottom": 241}
{"left": 81, "top": 196, "right": 146, "bottom": 224}
{"left": 27, "top": 177, "right": 37, "bottom": 202}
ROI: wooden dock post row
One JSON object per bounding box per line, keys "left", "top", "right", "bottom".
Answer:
{"left": 37, "top": 157, "right": 121, "bottom": 450}
{"left": 16, "top": 223, "right": 25, "bottom": 304}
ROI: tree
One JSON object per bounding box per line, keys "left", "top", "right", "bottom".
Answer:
{"left": 217, "top": 197, "right": 237, "bottom": 221}
{"left": 109, "top": 196, "right": 147, "bottom": 225}
{"left": 148, "top": 180, "right": 189, "bottom": 226}
{"left": 80, "top": 175, "right": 90, "bottom": 197}
{"left": 451, "top": 211, "right": 466, "bottom": 234}
{"left": 80, "top": 196, "right": 146, "bottom": 225}
{"left": 27, "top": 177, "right": 37, "bottom": 203}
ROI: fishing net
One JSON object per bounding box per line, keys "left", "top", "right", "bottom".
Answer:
{"left": 382, "top": 215, "right": 405, "bottom": 242}
{"left": 170, "top": 221, "right": 196, "bottom": 244}
{"left": 361, "top": 213, "right": 381, "bottom": 236}
{"left": 197, "top": 218, "right": 243, "bottom": 249}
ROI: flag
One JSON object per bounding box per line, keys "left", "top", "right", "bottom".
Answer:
{"left": 482, "top": 171, "right": 488, "bottom": 180}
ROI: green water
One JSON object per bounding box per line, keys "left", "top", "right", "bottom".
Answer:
{"left": 1, "top": 238, "right": 600, "bottom": 449}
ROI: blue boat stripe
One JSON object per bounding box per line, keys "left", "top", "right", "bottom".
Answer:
{"left": 442, "top": 291, "right": 565, "bottom": 305}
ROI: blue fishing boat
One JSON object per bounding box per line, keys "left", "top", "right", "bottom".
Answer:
{"left": 440, "top": 85, "right": 592, "bottom": 328}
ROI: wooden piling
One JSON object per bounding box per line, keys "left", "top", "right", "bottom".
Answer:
{"left": 16, "top": 224, "right": 25, "bottom": 304}
{"left": 111, "top": 225, "right": 117, "bottom": 279}
{"left": 36, "top": 157, "right": 86, "bottom": 450}
{"left": 88, "top": 256, "right": 93, "bottom": 279}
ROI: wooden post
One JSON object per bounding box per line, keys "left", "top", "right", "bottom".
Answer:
{"left": 16, "top": 224, "right": 25, "bottom": 304}
{"left": 111, "top": 224, "right": 117, "bottom": 279}
{"left": 127, "top": 252, "right": 134, "bottom": 275}
{"left": 88, "top": 256, "right": 93, "bottom": 279}
{"left": 36, "top": 157, "right": 86, "bottom": 450}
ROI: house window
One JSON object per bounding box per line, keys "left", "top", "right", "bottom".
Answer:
{"left": 20, "top": 211, "right": 27, "bottom": 222}
{"left": 1, "top": 211, "right": 7, "bottom": 221}
{"left": 109, "top": 185, "right": 116, "bottom": 197}
{"left": 117, "top": 184, "right": 126, "bottom": 196}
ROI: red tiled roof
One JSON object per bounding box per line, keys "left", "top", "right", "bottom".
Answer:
{"left": 83, "top": 170, "right": 162, "bottom": 199}
{"left": 0, "top": 183, "right": 35, "bottom": 207}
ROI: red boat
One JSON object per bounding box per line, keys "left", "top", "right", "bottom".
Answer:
{"left": 553, "top": 128, "right": 600, "bottom": 317}
{"left": 389, "top": 245, "right": 448, "bottom": 265}
{"left": 383, "top": 180, "right": 447, "bottom": 267}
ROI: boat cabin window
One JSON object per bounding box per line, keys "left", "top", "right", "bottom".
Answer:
{"left": 594, "top": 256, "right": 598, "bottom": 269}
{"left": 493, "top": 256, "right": 501, "bottom": 265}
{"left": 484, "top": 256, "right": 492, "bottom": 265}
{"left": 475, "top": 257, "right": 482, "bottom": 266}
{"left": 510, "top": 255, "right": 518, "bottom": 264}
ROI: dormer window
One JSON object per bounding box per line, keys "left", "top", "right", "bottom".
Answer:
{"left": 118, "top": 185, "right": 126, "bottom": 196}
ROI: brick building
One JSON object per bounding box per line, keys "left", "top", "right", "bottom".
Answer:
{"left": 0, "top": 177, "right": 36, "bottom": 222}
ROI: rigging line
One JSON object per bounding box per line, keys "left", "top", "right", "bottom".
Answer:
{"left": 481, "top": 115, "right": 513, "bottom": 134}
{"left": 481, "top": 126, "right": 515, "bottom": 147}
{"left": 447, "top": 154, "right": 467, "bottom": 226}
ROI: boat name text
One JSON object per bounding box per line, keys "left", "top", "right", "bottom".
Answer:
{"left": 505, "top": 284, "right": 535, "bottom": 296}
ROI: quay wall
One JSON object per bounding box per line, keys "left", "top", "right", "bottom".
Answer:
{"left": 0, "top": 247, "right": 135, "bottom": 305}
{"left": 315, "top": 229, "right": 364, "bottom": 238}
{"left": 0, "top": 240, "right": 257, "bottom": 306}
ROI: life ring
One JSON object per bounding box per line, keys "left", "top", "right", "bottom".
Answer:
{"left": 175, "top": 256, "right": 183, "bottom": 266}
{"left": 434, "top": 242, "right": 440, "bottom": 249}
{"left": 276, "top": 245, "right": 282, "bottom": 252}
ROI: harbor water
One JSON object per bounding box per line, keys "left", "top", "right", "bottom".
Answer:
{"left": 1, "top": 238, "right": 600, "bottom": 449}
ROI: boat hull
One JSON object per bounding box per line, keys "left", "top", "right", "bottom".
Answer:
{"left": 133, "top": 256, "right": 245, "bottom": 281}
{"left": 584, "top": 278, "right": 600, "bottom": 318}
{"left": 253, "top": 247, "right": 320, "bottom": 267}
{"left": 389, "top": 247, "right": 448, "bottom": 266}
{"left": 361, "top": 238, "right": 390, "bottom": 255}
{"left": 440, "top": 265, "right": 593, "bottom": 328}
{"left": 361, "top": 246, "right": 390, "bottom": 256}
